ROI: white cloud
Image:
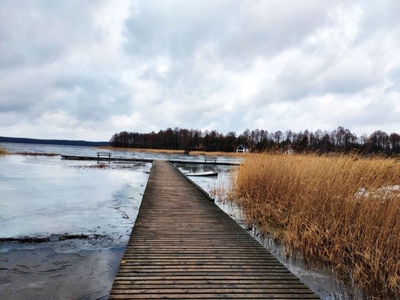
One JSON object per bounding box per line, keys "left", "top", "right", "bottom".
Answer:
{"left": 1, "top": 0, "right": 400, "bottom": 140}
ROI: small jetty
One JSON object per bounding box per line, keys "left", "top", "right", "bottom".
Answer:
{"left": 109, "top": 160, "right": 319, "bottom": 299}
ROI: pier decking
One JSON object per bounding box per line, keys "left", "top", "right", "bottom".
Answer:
{"left": 109, "top": 160, "right": 319, "bottom": 299}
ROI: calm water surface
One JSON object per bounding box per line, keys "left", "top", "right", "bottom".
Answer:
{"left": 0, "top": 143, "right": 353, "bottom": 299}
{"left": 0, "top": 147, "right": 150, "bottom": 244}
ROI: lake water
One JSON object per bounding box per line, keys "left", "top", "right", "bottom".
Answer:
{"left": 0, "top": 142, "right": 354, "bottom": 299}
{"left": 0, "top": 146, "right": 150, "bottom": 244}
{"left": 0, "top": 143, "right": 238, "bottom": 245}
{"left": 0, "top": 143, "right": 241, "bottom": 299}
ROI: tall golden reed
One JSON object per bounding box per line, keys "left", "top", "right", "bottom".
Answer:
{"left": 0, "top": 147, "right": 7, "bottom": 155}
{"left": 230, "top": 153, "right": 400, "bottom": 298}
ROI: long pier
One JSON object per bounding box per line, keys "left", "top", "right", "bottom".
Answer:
{"left": 109, "top": 160, "right": 319, "bottom": 299}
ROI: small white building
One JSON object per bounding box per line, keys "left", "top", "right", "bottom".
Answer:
{"left": 283, "top": 145, "right": 294, "bottom": 155}
{"left": 236, "top": 144, "right": 249, "bottom": 153}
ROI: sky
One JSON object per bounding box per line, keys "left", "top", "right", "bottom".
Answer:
{"left": 1, "top": 0, "right": 400, "bottom": 141}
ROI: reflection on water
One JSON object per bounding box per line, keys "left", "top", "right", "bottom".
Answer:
{"left": 0, "top": 143, "right": 354, "bottom": 299}
{"left": 0, "top": 154, "right": 151, "bottom": 246}
{"left": 175, "top": 163, "right": 234, "bottom": 202}
{"left": 0, "top": 143, "right": 241, "bottom": 299}
{"left": 176, "top": 162, "right": 355, "bottom": 300}
{"left": 0, "top": 143, "right": 238, "bottom": 244}
{"left": 0, "top": 143, "right": 156, "bottom": 299}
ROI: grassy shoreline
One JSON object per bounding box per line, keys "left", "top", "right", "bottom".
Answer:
{"left": 229, "top": 153, "right": 400, "bottom": 299}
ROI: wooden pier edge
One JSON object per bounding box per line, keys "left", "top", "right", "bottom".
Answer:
{"left": 109, "top": 160, "right": 320, "bottom": 299}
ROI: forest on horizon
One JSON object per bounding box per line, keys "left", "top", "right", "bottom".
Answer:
{"left": 109, "top": 127, "right": 400, "bottom": 156}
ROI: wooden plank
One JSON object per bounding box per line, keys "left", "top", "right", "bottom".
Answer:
{"left": 109, "top": 160, "right": 320, "bottom": 299}
{"left": 111, "top": 288, "right": 317, "bottom": 294}
{"left": 113, "top": 280, "right": 304, "bottom": 285}
{"left": 110, "top": 294, "right": 320, "bottom": 299}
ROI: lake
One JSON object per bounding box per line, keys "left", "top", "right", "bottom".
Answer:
{"left": 0, "top": 142, "right": 353, "bottom": 299}
{"left": 0, "top": 143, "right": 237, "bottom": 299}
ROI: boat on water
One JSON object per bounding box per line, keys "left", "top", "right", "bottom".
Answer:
{"left": 186, "top": 171, "right": 218, "bottom": 177}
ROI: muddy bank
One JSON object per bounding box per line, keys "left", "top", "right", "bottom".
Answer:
{"left": 0, "top": 234, "right": 108, "bottom": 244}
{"left": 0, "top": 240, "right": 124, "bottom": 300}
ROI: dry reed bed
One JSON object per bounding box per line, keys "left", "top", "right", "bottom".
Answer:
{"left": 14, "top": 151, "right": 59, "bottom": 156}
{"left": 230, "top": 153, "right": 400, "bottom": 299}
{"left": 0, "top": 149, "right": 59, "bottom": 156}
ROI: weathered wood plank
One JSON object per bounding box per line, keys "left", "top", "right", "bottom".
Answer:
{"left": 113, "top": 280, "right": 304, "bottom": 285}
{"left": 110, "top": 294, "right": 319, "bottom": 299}
{"left": 109, "top": 160, "right": 320, "bottom": 299}
{"left": 113, "top": 275, "right": 303, "bottom": 281}
{"left": 111, "top": 288, "right": 317, "bottom": 294}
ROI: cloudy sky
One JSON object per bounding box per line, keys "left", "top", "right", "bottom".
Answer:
{"left": 1, "top": 0, "right": 400, "bottom": 141}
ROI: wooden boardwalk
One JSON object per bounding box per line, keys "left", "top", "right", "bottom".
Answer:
{"left": 109, "top": 160, "right": 319, "bottom": 299}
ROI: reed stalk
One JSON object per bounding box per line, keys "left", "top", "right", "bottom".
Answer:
{"left": 229, "top": 153, "right": 400, "bottom": 299}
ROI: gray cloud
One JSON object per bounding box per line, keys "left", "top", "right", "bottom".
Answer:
{"left": 0, "top": 0, "right": 101, "bottom": 68}
{"left": 124, "top": 0, "right": 240, "bottom": 58}
{"left": 1, "top": 0, "right": 400, "bottom": 140}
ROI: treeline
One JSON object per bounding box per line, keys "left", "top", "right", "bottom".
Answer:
{"left": 0, "top": 136, "right": 109, "bottom": 147}
{"left": 109, "top": 127, "right": 400, "bottom": 155}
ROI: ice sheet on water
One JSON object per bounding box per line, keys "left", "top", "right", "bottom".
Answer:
{"left": 0, "top": 154, "right": 151, "bottom": 247}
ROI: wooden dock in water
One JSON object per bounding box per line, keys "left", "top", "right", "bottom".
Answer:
{"left": 60, "top": 154, "right": 238, "bottom": 166}
{"left": 109, "top": 160, "right": 319, "bottom": 299}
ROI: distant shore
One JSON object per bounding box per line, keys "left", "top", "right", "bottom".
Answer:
{"left": 0, "top": 136, "right": 108, "bottom": 147}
